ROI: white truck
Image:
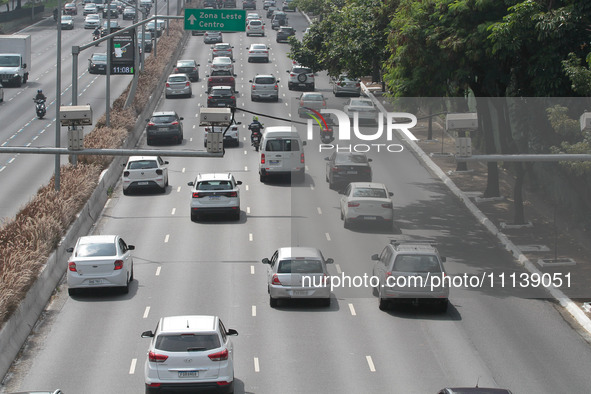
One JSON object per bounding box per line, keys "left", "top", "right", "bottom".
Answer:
{"left": 0, "top": 34, "right": 31, "bottom": 87}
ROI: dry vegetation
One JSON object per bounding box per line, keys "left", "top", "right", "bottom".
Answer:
{"left": 0, "top": 21, "right": 184, "bottom": 325}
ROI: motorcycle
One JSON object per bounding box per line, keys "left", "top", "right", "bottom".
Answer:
{"left": 34, "top": 98, "right": 46, "bottom": 119}
{"left": 320, "top": 127, "right": 334, "bottom": 143}
{"left": 249, "top": 123, "right": 263, "bottom": 151}
{"left": 93, "top": 31, "right": 101, "bottom": 45}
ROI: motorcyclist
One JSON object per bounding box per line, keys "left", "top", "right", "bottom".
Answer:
{"left": 53, "top": 8, "right": 58, "bottom": 21}
{"left": 248, "top": 116, "right": 264, "bottom": 144}
{"left": 34, "top": 89, "right": 47, "bottom": 102}
{"left": 93, "top": 27, "right": 101, "bottom": 40}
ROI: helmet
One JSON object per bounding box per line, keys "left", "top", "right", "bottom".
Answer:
{"left": 37, "top": 89, "right": 43, "bottom": 94}
{"left": 253, "top": 116, "right": 258, "bottom": 122}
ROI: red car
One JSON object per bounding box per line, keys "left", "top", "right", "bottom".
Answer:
{"left": 63, "top": 3, "right": 77, "bottom": 15}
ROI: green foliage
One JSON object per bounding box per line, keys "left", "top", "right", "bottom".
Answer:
{"left": 562, "top": 52, "right": 591, "bottom": 96}
{"left": 547, "top": 105, "right": 591, "bottom": 175}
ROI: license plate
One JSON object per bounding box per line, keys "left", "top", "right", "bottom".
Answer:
{"left": 137, "top": 181, "right": 149, "bottom": 185}
{"left": 209, "top": 196, "right": 220, "bottom": 200}
{"left": 364, "top": 216, "right": 377, "bottom": 220}
{"left": 293, "top": 290, "right": 307, "bottom": 296}
{"left": 298, "top": 83, "right": 306, "bottom": 86}
{"left": 178, "top": 371, "right": 198, "bottom": 378}
{"left": 346, "top": 171, "right": 358, "bottom": 174}
{"left": 158, "top": 127, "right": 168, "bottom": 131}
{"left": 269, "top": 160, "right": 280, "bottom": 164}
{"left": 88, "top": 279, "right": 104, "bottom": 285}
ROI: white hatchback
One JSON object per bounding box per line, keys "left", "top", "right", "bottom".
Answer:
{"left": 122, "top": 155, "right": 169, "bottom": 194}
{"left": 66, "top": 235, "right": 135, "bottom": 295}
{"left": 142, "top": 315, "right": 238, "bottom": 394}
{"left": 340, "top": 182, "right": 394, "bottom": 229}
{"left": 188, "top": 173, "right": 242, "bottom": 221}
{"left": 210, "top": 56, "right": 234, "bottom": 74}
{"left": 247, "top": 43, "right": 270, "bottom": 63}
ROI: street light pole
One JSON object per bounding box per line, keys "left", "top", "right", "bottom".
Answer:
{"left": 55, "top": 0, "right": 62, "bottom": 191}
{"left": 106, "top": 0, "right": 111, "bottom": 126}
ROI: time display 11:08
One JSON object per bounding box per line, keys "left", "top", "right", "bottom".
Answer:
{"left": 111, "top": 65, "right": 134, "bottom": 74}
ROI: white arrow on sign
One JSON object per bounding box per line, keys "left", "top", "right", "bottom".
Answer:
{"left": 188, "top": 14, "right": 197, "bottom": 25}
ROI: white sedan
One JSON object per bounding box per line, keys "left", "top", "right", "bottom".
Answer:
{"left": 122, "top": 156, "right": 169, "bottom": 194}
{"left": 343, "top": 98, "right": 379, "bottom": 124}
{"left": 247, "top": 43, "right": 270, "bottom": 63}
{"left": 66, "top": 235, "right": 135, "bottom": 295}
{"left": 340, "top": 182, "right": 394, "bottom": 229}
{"left": 210, "top": 56, "right": 235, "bottom": 74}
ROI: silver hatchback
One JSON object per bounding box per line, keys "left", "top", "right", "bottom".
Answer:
{"left": 165, "top": 73, "right": 192, "bottom": 98}
{"left": 250, "top": 74, "right": 279, "bottom": 102}
{"left": 263, "top": 247, "right": 333, "bottom": 307}
{"left": 332, "top": 74, "right": 361, "bottom": 97}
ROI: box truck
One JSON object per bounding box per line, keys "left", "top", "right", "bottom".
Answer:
{"left": 0, "top": 34, "right": 32, "bottom": 87}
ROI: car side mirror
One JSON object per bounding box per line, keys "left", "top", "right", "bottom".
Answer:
{"left": 441, "top": 256, "right": 447, "bottom": 262}
{"left": 324, "top": 157, "right": 330, "bottom": 161}
{"left": 208, "top": 60, "right": 212, "bottom": 63}
{"left": 164, "top": 161, "right": 169, "bottom": 164}
{"left": 249, "top": 80, "right": 253, "bottom": 83}
{"left": 205, "top": 74, "right": 210, "bottom": 77}
{"left": 388, "top": 192, "right": 393, "bottom": 197}
{"left": 368, "top": 158, "right": 373, "bottom": 162}
{"left": 371, "top": 254, "right": 379, "bottom": 261}
{"left": 187, "top": 181, "right": 194, "bottom": 186}
{"left": 233, "top": 74, "right": 237, "bottom": 77}
{"left": 197, "top": 64, "right": 200, "bottom": 66}
{"left": 262, "top": 258, "right": 270, "bottom": 264}
{"left": 141, "top": 330, "right": 154, "bottom": 338}
{"left": 236, "top": 181, "right": 242, "bottom": 185}
{"left": 128, "top": 245, "right": 135, "bottom": 250}
{"left": 180, "top": 117, "right": 184, "bottom": 120}
{"left": 302, "top": 141, "right": 307, "bottom": 146}
{"left": 145, "top": 118, "right": 149, "bottom": 122}
{"left": 226, "top": 329, "right": 238, "bottom": 336}
{"left": 66, "top": 247, "right": 74, "bottom": 253}
{"left": 326, "top": 258, "right": 334, "bottom": 264}
{"left": 276, "top": 79, "right": 280, "bottom": 82}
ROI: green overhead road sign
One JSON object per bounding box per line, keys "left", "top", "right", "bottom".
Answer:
{"left": 184, "top": 8, "right": 247, "bottom": 32}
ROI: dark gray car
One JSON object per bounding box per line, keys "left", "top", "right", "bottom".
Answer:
{"left": 146, "top": 111, "right": 184, "bottom": 145}
{"left": 174, "top": 59, "right": 200, "bottom": 82}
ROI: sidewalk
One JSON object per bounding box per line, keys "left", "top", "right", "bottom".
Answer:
{"left": 364, "top": 84, "right": 591, "bottom": 334}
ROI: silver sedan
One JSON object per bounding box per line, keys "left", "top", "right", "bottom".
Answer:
{"left": 165, "top": 73, "right": 192, "bottom": 98}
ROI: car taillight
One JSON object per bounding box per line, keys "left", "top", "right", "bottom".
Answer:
{"left": 192, "top": 192, "right": 203, "bottom": 198}
{"left": 208, "top": 77, "right": 213, "bottom": 83}
{"left": 186, "top": 82, "right": 190, "bottom": 87}
{"left": 147, "top": 122, "right": 155, "bottom": 126}
{"left": 165, "top": 82, "right": 170, "bottom": 87}
{"left": 348, "top": 202, "right": 360, "bottom": 207}
{"left": 68, "top": 262, "right": 77, "bottom": 272}
{"left": 224, "top": 191, "right": 237, "bottom": 197}
{"left": 230, "top": 96, "right": 235, "bottom": 99}
{"left": 174, "top": 68, "right": 179, "bottom": 72}
{"left": 300, "top": 152, "right": 305, "bottom": 163}
{"left": 123, "top": 171, "right": 130, "bottom": 177}
{"left": 261, "top": 153, "right": 265, "bottom": 164}
{"left": 156, "top": 169, "right": 163, "bottom": 175}
{"left": 217, "top": 381, "right": 232, "bottom": 386}
{"left": 331, "top": 167, "right": 339, "bottom": 172}
{"left": 230, "top": 77, "right": 235, "bottom": 82}
{"left": 274, "top": 84, "right": 278, "bottom": 90}
{"left": 382, "top": 203, "right": 393, "bottom": 209}
{"left": 114, "top": 260, "right": 123, "bottom": 270}
{"left": 355, "top": 82, "right": 360, "bottom": 87}
{"left": 192, "top": 67, "right": 197, "bottom": 71}
{"left": 148, "top": 351, "right": 168, "bottom": 363}
{"left": 322, "top": 100, "right": 326, "bottom": 106}
{"left": 272, "top": 274, "right": 281, "bottom": 285}
{"left": 208, "top": 96, "right": 213, "bottom": 100}
{"left": 290, "top": 73, "right": 295, "bottom": 77}
{"left": 208, "top": 348, "right": 228, "bottom": 361}
{"left": 252, "top": 84, "right": 256, "bottom": 89}
{"left": 385, "top": 271, "right": 392, "bottom": 278}
{"left": 171, "top": 121, "right": 179, "bottom": 125}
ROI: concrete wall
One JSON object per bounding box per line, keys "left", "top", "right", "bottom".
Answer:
{"left": 0, "top": 30, "right": 190, "bottom": 382}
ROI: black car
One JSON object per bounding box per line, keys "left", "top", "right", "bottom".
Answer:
{"left": 243, "top": 0, "right": 256, "bottom": 9}
{"left": 325, "top": 152, "right": 373, "bottom": 190}
{"left": 276, "top": 26, "right": 295, "bottom": 43}
{"left": 207, "top": 86, "right": 237, "bottom": 108}
{"left": 266, "top": 6, "right": 277, "bottom": 18}
{"left": 100, "top": 20, "right": 122, "bottom": 36}
{"left": 146, "top": 111, "right": 184, "bottom": 145}
{"left": 271, "top": 12, "right": 287, "bottom": 29}
{"left": 174, "top": 59, "right": 200, "bottom": 82}
{"left": 137, "top": 32, "right": 153, "bottom": 52}
{"left": 102, "top": 4, "right": 119, "bottom": 18}
{"left": 88, "top": 53, "right": 107, "bottom": 74}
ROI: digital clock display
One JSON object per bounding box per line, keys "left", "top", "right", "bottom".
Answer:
{"left": 111, "top": 64, "right": 134, "bottom": 74}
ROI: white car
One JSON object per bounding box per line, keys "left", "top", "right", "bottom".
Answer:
{"left": 297, "top": 92, "right": 327, "bottom": 117}
{"left": 122, "top": 156, "right": 169, "bottom": 194}
{"left": 210, "top": 56, "right": 234, "bottom": 74}
{"left": 340, "top": 182, "right": 394, "bottom": 229}
{"left": 84, "top": 13, "right": 101, "bottom": 29}
{"left": 246, "top": 19, "right": 265, "bottom": 36}
{"left": 286, "top": 65, "right": 315, "bottom": 90}
{"left": 262, "top": 247, "right": 333, "bottom": 307}
{"left": 61, "top": 15, "right": 74, "bottom": 30}
{"left": 246, "top": 12, "right": 261, "bottom": 23}
{"left": 344, "top": 97, "right": 379, "bottom": 124}
{"left": 83, "top": 3, "right": 98, "bottom": 15}
{"left": 247, "top": 43, "right": 269, "bottom": 63}
{"left": 188, "top": 173, "right": 242, "bottom": 221}
{"left": 141, "top": 315, "right": 238, "bottom": 394}
{"left": 66, "top": 235, "right": 135, "bottom": 295}
{"left": 204, "top": 125, "right": 239, "bottom": 147}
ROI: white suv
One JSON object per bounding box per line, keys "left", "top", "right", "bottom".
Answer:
{"left": 188, "top": 173, "right": 242, "bottom": 221}
{"left": 286, "top": 65, "right": 315, "bottom": 90}
{"left": 246, "top": 19, "right": 265, "bottom": 36}
{"left": 142, "top": 315, "right": 238, "bottom": 394}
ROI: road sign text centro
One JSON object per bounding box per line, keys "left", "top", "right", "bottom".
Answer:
{"left": 185, "top": 9, "right": 247, "bottom": 32}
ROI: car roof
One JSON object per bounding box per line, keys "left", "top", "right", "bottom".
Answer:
{"left": 254, "top": 74, "right": 276, "bottom": 79}
{"left": 127, "top": 156, "right": 160, "bottom": 162}
{"left": 277, "top": 247, "right": 324, "bottom": 260}
{"left": 78, "top": 235, "right": 117, "bottom": 244}
{"left": 152, "top": 111, "right": 177, "bottom": 116}
{"left": 197, "top": 172, "right": 234, "bottom": 181}
{"left": 349, "top": 182, "right": 387, "bottom": 189}
{"left": 441, "top": 389, "right": 513, "bottom": 394}
{"left": 160, "top": 315, "right": 218, "bottom": 333}
{"left": 168, "top": 73, "right": 189, "bottom": 79}
{"left": 213, "top": 56, "right": 232, "bottom": 62}
{"left": 177, "top": 59, "right": 196, "bottom": 63}
{"left": 263, "top": 126, "right": 299, "bottom": 137}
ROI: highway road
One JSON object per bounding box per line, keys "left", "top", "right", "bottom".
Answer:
{"left": 3, "top": 2, "right": 591, "bottom": 394}
{"left": 0, "top": 0, "right": 176, "bottom": 221}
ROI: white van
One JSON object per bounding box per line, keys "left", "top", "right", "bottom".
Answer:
{"left": 259, "top": 126, "right": 306, "bottom": 182}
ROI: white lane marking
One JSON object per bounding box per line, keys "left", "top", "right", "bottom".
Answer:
{"left": 317, "top": 207, "right": 322, "bottom": 215}
{"left": 0, "top": 166, "right": 5, "bottom": 172}
{"left": 254, "top": 357, "right": 260, "bottom": 372}
{"left": 250, "top": 265, "right": 255, "bottom": 274}
{"left": 247, "top": 206, "right": 250, "bottom": 214}
{"left": 177, "top": 186, "right": 181, "bottom": 192}
{"left": 245, "top": 184, "right": 249, "bottom": 191}
{"left": 348, "top": 303, "right": 356, "bottom": 316}
{"left": 252, "top": 305, "right": 256, "bottom": 317}
{"left": 244, "top": 150, "right": 247, "bottom": 155}
{"left": 164, "top": 234, "right": 170, "bottom": 243}
{"left": 171, "top": 208, "right": 176, "bottom": 215}
{"left": 310, "top": 185, "right": 315, "bottom": 190}
{"left": 366, "top": 356, "right": 376, "bottom": 372}
{"left": 335, "top": 264, "right": 342, "bottom": 274}
{"left": 325, "top": 233, "right": 331, "bottom": 241}
{"left": 305, "top": 165, "right": 309, "bottom": 171}
{"left": 143, "top": 306, "right": 150, "bottom": 319}
{"left": 193, "top": 124, "right": 196, "bottom": 128}
{"left": 156, "top": 266, "right": 161, "bottom": 276}
{"left": 129, "top": 358, "right": 137, "bottom": 374}
{"left": 182, "top": 168, "right": 186, "bottom": 173}
{"left": 244, "top": 166, "right": 248, "bottom": 171}
{"left": 249, "top": 233, "right": 253, "bottom": 241}
{"left": 8, "top": 158, "right": 15, "bottom": 164}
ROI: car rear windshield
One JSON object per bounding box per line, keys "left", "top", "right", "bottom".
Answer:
{"left": 392, "top": 255, "right": 441, "bottom": 273}
{"left": 155, "top": 334, "right": 221, "bottom": 352}
{"left": 277, "top": 260, "right": 323, "bottom": 274}
{"left": 92, "top": 54, "right": 107, "bottom": 62}
{"left": 151, "top": 115, "right": 177, "bottom": 123}
{"left": 211, "top": 70, "right": 232, "bottom": 76}
{"left": 350, "top": 99, "right": 374, "bottom": 107}
{"left": 169, "top": 76, "right": 188, "bottom": 82}
{"left": 128, "top": 160, "right": 158, "bottom": 169}
{"left": 265, "top": 139, "right": 300, "bottom": 151}
{"left": 303, "top": 94, "right": 323, "bottom": 101}
{"left": 335, "top": 154, "right": 368, "bottom": 164}
{"left": 197, "top": 180, "right": 232, "bottom": 190}
{"left": 76, "top": 243, "right": 117, "bottom": 257}
{"left": 176, "top": 61, "right": 194, "bottom": 67}
{"left": 212, "top": 89, "right": 233, "bottom": 96}
{"left": 254, "top": 77, "right": 275, "bottom": 84}
{"left": 249, "top": 20, "right": 262, "bottom": 26}
{"left": 294, "top": 67, "right": 311, "bottom": 74}
{"left": 352, "top": 187, "right": 386, "bottom": 198}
